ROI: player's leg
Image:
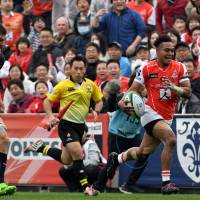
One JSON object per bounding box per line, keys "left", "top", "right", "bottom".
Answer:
{"left": 65, "top": 142, "right": 95, "bottom": 193}
{"left": 120, "top": 134, "right": 151, "bottom": 193}
{"left": 0, "top": 121, "right": 16, "bottom": 196}
{"left": 152, "top": 120, "right": 179, "bottom": 194}
{"left": 106, "top": 125, "right": 160, "bottom": 179}
{"left": 24, "top": 140, "right": 70, "bottom": 164}
{"left": 59, "top": 121, "right": 98, "bottom": 196}
{"left": 93, "top": 133, "right": 133, "bottom": 192}
{"left": 108, "top": 132, "right": 159, "bottom": 165}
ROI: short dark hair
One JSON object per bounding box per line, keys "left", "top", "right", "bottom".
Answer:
{"left": 154, "top": 35, "right": 172, "bottom": 48}
{"left": 34, "top": 63, "right": 49, "bottom": 72}
{"left": 175, "top": 42, "right": 190, "bottom": 52}
{"left": 97, "top": 60, "right": 107, "bottom": 66}
{"left": 16, "top": 37, "right": 30, "bottom": 50}
{"left": 91, "top": 33, "right": 107, "bottom": 56}
{"left": 32, "top": 16, "right": 46, "bottom": 26}
{"left": 165, "top": 28, "right": 181, "bottom": 43}
{"left": 85, "top": 42, "right": 101, "bottom": 54}
{"left": 70, "top": 55, "right": 87, "bottom": 67}
{"left": 186, "top": 15, "right": 200, "bottom": 32}
{"left": 64, "top": 48, "right": 77, "bottom": 57}
{"left": 40, "top": 27, "right": 53, "bottom": 36}
{"left": 8, "top": 79, "right": 24, "bottom": 91}
{"left": 191, "top": 25, "right": 200, "bottom": 36}
{"left": 9, "top": 64, "right": 25, "bottom": 81}
{"left": 172, "top": 15, "right": 186, "bottom": 24}
{"left": 182, "top": 56, "right": 194, "bottom": 64}
{"left": 107, "top": 59, "right": 120, "bottom": 67}
{"left": 35, "top": 80, "right": 48, "bottom": 91}
{"left": 77, "top": 0, "right": 91, "bottom": 5}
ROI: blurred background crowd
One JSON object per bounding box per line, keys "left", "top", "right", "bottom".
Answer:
{"left": 0, "top": 0, "right": 200, "bottom": 115}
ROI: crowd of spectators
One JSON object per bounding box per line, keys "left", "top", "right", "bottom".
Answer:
{"left": 0, "top": 0, "right": 200, "bottom": 115}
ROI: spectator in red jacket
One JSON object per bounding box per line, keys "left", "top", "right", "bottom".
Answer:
{"left": 107, "top": 59, "right": 129, "bottom": 93}
{"left": 0, "top": 0, "right": 24, "bottom": 51}
{"left": 7, "top": 79, "right": 34, "bottom": 113}
{"left": 28, "top": 80, "right": 59, "bottom": 113}
{"left": 9, "top": 37, "right": 32, "bottom": 74}
{"left": 32, "top": 0, "right": 52, "bottom": 28}
{"left": 156, "top": 0, "right": 188, "bottom": 33}
{"left": 27, "top": 80, "right": 48, "bottom": 113}
{"left": 126, "top": 0, "right": 156, "bottom": 32}
{"left": 95, "top": 61, "right": 110, "bottom": 89}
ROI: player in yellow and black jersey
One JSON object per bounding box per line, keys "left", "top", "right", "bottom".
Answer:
{"left": 43, "top": 56, "right": 103, "bottom": 195}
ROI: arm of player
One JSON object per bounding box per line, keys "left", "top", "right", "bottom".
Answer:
{"left": 118, "top": 81, "right": 144, "bottom": 112}
{"left": 43, "top": 98, "right": 59, "bottom": 128}
{"left": 92, "top": 100, "right": 103, "bottom": 122}
{"left": 162, "top": 78, "right": 191, "bottom": 98}
{"left": 174, "top": 80, "right": 191, "bottom": 98}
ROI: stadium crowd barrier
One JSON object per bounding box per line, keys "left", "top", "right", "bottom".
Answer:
{"left": 2, "top": 114, "right": 200, "bottom": 188}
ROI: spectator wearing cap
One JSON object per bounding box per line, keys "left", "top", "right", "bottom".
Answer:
{"left": 28, "top": 28, "right": 63, "bottom": 80}
{"left": 156, "top": 0, "right": 188, "bottom": 33}
{"left": 175, "top": 42, "right": 192, "bottom": 63}
{"left": 73, "top": 0, "right": 92, "bottom": 55}
{"left": 107, "top": 42, "right": 131, "bottom": 77}
{"left": 54, "top": 16, "right": 76, "bottom": 54}
{"left": 92, "top": 0, "right": 146, "bottom": 56}
{"left": 131, "top": 44, "right": 150, "bottom": 73}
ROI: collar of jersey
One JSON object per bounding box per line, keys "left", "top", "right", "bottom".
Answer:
{"left": 69, "top": 76, "right": 86, "bottom": 84}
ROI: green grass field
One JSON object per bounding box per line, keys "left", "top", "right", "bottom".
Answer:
{"left": 2, "top": 192, "right": 200, "bottom": 200}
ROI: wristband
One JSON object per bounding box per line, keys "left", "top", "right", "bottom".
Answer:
{"left": 171, "top": 85, "right": 184, "bottom": 96}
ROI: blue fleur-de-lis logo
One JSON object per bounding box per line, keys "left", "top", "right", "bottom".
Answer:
{"left": 176, "top": 119, "right": 200, "bottom": 183}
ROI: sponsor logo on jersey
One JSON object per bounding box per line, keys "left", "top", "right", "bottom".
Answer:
{"left": 148, "top": 73, "right": 158, "bottom": 79}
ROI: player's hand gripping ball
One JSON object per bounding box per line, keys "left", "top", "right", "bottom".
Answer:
{"left": 123, "top": 92, "right": 145, "bottom": 117}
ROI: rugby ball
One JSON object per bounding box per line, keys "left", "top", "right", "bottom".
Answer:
{"left": 123, "top": 92, "right": 145, "bottom": 117}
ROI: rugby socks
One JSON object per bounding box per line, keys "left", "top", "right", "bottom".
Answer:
{"left": 0, "top": 153, "right": 7, "bottom": 183}
{"left": 73, "top": 160, "right": 89, "bottom": 190}
{"left": 42, "top": 147, "right": 62, "bottom": 163}
{"left": 162, "top": 170, "right": 171, "bottom": 186}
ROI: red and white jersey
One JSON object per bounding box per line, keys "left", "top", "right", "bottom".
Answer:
{"left": 134, "top": 60, "right": 189, "bottom": 120}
